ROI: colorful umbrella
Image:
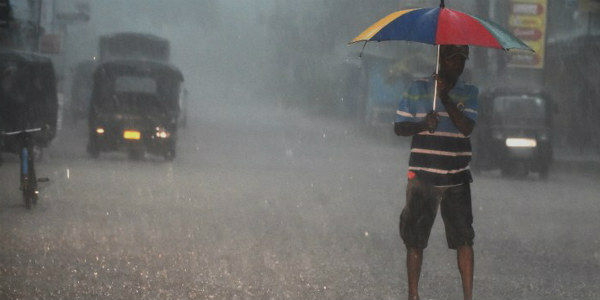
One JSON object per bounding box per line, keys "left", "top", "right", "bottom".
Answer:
{"left": 350, "top": 1, "right": 533, "bottom": 110}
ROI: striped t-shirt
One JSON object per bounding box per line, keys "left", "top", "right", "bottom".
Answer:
{"left": 395, "top": 77, "right": 479, "bottom": 186}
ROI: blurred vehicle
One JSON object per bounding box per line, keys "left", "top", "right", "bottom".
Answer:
{"left": 67, "top": 59, "right": 97, "bottom": 122}
{"left": 332, "top": 58, "right": 367, "bottom": 118}
{"left": 99, "top": 32, "right": 170, "bottom": 62}
{"left": 95, "top": 32, "right": 188, "bottom": 127}
{"left": 472, "top": 89, "right": 555, "bottom": 179}
{"left": 67, "top": 33, "right": 177, "bottom": 125}
{"left": 352, "top": 52, "right": 433, "bottom": 128}
{"left": 356, "top": 54, "right": 406, "bottom": 127}
{"left": 87, "top": 59, "right": 184, "bottom": 160}
{"left": 0, "top": 48, "right": 58, "bottom": 155}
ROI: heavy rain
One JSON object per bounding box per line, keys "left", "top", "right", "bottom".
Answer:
{"left": 1, "top": 0, "right": 599, "bottom": 299}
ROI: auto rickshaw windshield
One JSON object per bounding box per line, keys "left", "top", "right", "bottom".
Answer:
{"left": 115, "top": 76, "right": 157, "bottom": 93}
{"left": 95, "top": 74, "right": 181, "bottom": 113}
{"left": 491, "top": 96, "right": 547, "bottom": 125}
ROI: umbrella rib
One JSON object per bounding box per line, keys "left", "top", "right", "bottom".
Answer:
{"left": 359, "top": 41, "right": 367, "bottom": 57}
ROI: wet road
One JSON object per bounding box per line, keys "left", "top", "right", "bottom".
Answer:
{"left": 1, "top": 95, "right": 599, "bottom": 300}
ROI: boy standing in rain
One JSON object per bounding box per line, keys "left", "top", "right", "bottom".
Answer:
{"left": 394, "top": 44, "right": 478, "bottom": 300}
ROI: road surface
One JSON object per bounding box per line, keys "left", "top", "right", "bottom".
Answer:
{"left": 1, "top": 92, "right": 599, "bottom": 300}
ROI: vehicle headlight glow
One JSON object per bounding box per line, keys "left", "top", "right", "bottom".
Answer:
{"left": 505, "top": 138, "right": 537, "bottom": 148}
{"left": 155, "top": 127, "right": 170, "bottom": 138}
{"left": 96, "top": 127, "right": 105, "bottom": 135}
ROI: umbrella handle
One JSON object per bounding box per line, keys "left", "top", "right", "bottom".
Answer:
{"left": 433, "top": 44, "right": 441, "bottom": 112}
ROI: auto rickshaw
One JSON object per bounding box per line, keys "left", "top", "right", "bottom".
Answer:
{"left": 87, "top": 59, "right": 184, "bottom": 160}
{"left": 0, "top": 48, "right": 58, "bottom": 155}
{"left": 472, "top": 89, "right": 555, "bottom": 179}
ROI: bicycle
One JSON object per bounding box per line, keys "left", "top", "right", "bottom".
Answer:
{"left": 1, "top": 127, "right": 49, "bottom": 209}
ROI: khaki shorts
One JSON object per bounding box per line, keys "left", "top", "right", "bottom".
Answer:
{"left": 399, "top": 175, "right": 474, "bottom": 249}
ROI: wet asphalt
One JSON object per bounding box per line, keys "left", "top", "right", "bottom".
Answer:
{"left": 1, "top": 97, "right": 599, "bottom": 300}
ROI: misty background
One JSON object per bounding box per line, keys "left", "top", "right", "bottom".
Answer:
{"left": 2, "top": 0, "right": 600, "bottom": 299}
{"left": 43, "top": 0, "right": 598, "bottom": 152}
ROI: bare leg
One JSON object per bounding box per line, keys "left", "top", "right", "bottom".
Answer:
{"left": 457, "top": 245, "right": 474, "bottom": 300}
{"left": 407, "top": 247, "right": 423, "bottom": 300}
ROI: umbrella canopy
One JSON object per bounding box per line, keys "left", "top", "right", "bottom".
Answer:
{"left": 349, "top": 5, "right": 533, "bottom": 111}
{"left": 350, "top": 7, "right": 533, "bottom": 52}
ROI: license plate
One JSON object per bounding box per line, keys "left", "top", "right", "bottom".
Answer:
{"left": 123, "top": 130, "right": 141, "bottom": 140}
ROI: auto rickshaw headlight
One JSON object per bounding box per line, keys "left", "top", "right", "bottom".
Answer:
{"left": 96, "top": 127, "right": 105, "bottom": 135}
{"left": 155, "top": 127, "right": 170, "bottom": 138}
{"left": 506, "top": 138, "right": 537, "bottom": 148}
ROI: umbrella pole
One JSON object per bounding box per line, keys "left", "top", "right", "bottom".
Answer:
{"left": 433, "top": 44, "right": 441, "bottom": 111}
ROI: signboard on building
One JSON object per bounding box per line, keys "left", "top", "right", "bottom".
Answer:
{"left": 507, "top": 0, "right": 548, "bottom": 69}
